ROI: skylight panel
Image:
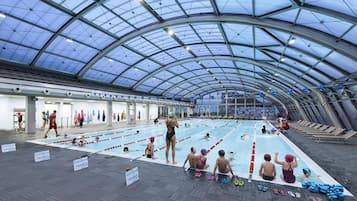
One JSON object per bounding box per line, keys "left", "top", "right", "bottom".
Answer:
{"left": 35, "top": 53, "right": 85, "bottom": 74}
{"left": 2, "top": 0, "right": 71, "bottom": 31}
{"left": 150, "top": 52, "right": 176, "bottom": 65}
{"left": 135, "top": 59, "right": 161, "bottom": 72}
{"left": 92, "top": 57, "right": 129, "bottom": 75}
{"left": 107, "top": 46, "right": 143, "bottom": 65}
{"left": 62, "top": 20, "right": 115, "bottom": 50}
{"left": 0, "top": 16, "right": 52, "bottom": 49}
{"left": 83, "top": 69, "right": 116, "bottom": 83}
{"left": 0, "top": 40, "right": 37, "bottom": 64}
{"left": 125, "top": 37, "right": 160, "bottom": 56}
{"left": 145, "top": 0, "right": 185, "bottom": 19}
{"left": 46, "top": 36, "right": 98, "bottom": 62}
{"left": 177, "top": 0, "right": 213, "bottom": 14}
{"left": 121, "top": 68, "right": 148, "bottom": 80}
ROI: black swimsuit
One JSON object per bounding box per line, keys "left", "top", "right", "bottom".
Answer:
{"left": 166, "top": 127, "right": 175, "bottom": 141}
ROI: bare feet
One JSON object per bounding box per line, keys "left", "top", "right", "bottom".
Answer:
{"left": 166, "top": 160, "right": 170, "bottom": 164}
{"left": 172, "top": 161, "right": 177, "bottom": 164}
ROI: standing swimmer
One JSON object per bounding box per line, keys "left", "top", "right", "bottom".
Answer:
{"left": 165, "top": 113, "right": 179, "bottom": 164}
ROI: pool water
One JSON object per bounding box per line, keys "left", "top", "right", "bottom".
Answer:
{"left": 30, "top": 119, "right": 327, "bottom": 185}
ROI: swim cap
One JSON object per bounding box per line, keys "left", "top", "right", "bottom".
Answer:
{"left": 264, "top": 154, "right": 271, "bottom": 161}
{"left": 190, "top": 147, "right": 195, "bottom": 152}
{"left": 168, "top": 112, "right": 174, "bottom": 118}
{"left": 201, "top": 149, "right": 207, "bottom": 155}
{"left": 285, "top": 154, "right": 294, "bottom": 163}
{"left": 149, "top": 136, "right": 155, "bottom": 142}
{"left": 218, "top": 150, "right": 225, "bottom": 156}
{"left": 303, "top": 168, "right": 311, "bottom": 175}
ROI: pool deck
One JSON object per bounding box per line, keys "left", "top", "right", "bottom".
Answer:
{"left": 0, "top": 121, "right": 356, "bottom": 201}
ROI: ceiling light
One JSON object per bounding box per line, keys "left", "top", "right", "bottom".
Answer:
{"left": 274, "top": 73, "right": 279, "bottom": 76}
{"left": 108, "top": 58, "right": 113, "bottom": 62}
{"left": 66, "top": 38, "right": 73, "bottom": 43}
{"left": 288, "top": 37, "right": 296, "bottom": 45}
{"left": 197, "top": 61, "right": 201, "bottom": 65}
{"left": 280, "top": 58, "right": 285, "bottom": 62}
{"left": 0, "top": 13, "right": 6, "bottom": 18}
{"left": 185, "top": 46, "right": 190, "bottom": 51}
{"left": 167, "top": 29, "right": 174, "bottom": 36}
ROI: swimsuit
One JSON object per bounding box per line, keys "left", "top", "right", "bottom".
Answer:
{"left": 166, "top": 127, "right": 175, "bottom": 141}
{"left": 197, "top": 155, "right": 206, "bottom": 169}
{"left": 262, "top": 174, "right": 274, "bottom": 181}
{"left": 282, "top": 163, "right": 296, "bottom": 183}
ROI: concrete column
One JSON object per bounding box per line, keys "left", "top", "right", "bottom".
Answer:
{"left": 181, "top": 107, "right": 184, "bottom": 119}
{"left": 234, "top": 98, "right": 237, "bottom": 118}
{"left": 244, "top": 96, "right": 247, "bottom": 119}
{"left": 58, "top": 102, "right": 63, "bottom": 128}
{"left": 225, "top": 95, "right": 228, "bottom": 117}
{"left": 253, "top": 95, "right": 257, "bottom": 119}
{"left": 127, "top": 102, "right": 136, "bottom": 125}
{"left": 146, "top": 103, "right": 150, "bottom": 121}
{"left": 26, "top": 96, "right": 36, "bottom": 134}
{"left": 107, "top": 100, "right": 112, "bottom": 127}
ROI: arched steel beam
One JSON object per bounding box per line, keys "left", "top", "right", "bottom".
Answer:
{"left": 161, "top": 70, "right": 304, "bottom": 98}
{"left": 134, "top": 56, "right": 313, "bottom": 96}
{"left": 109, "top": 42, "right": 278, "bottom": 85}
{"left": 182, "top": 81, "right": 290, "bottom": 103}
{"left": 187, "top": 84, "right": 288, "bottom": 115}
{"left": 147, "top": 65, "right": 304, "bottom": 99}
{"left": 31, "top": 0, "right": 107, "bottom": 66}
{"left": 163, "top": 73, "right": 296, "bottom": 101}
{"left": 77, "top": 14, "right": 357, "bottom": 77}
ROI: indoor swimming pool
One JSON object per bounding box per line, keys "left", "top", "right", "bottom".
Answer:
{"left": 28, "top": 119, "right": 349, "bottom": 193}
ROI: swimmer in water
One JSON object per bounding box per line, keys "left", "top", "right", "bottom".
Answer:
{"left": 95, "top": 136, "right": 100, "bottom": 143}
{"left": 241, "top": 134, "right": 248, "bottom": 140}
{"left": 228, "top": 151, "right": 235, "bottom": 162}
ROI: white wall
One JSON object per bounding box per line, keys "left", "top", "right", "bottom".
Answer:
{"left": 113, "top": 102, "right": 127, "bottom": 122}
{"left": 136, "top": 103, "right": 147, "bottom": 120}
{"left": 71, "top": 101, "right": 107, "bottom": 125}
{"left": 0, "top": 95, "right": 26, "bottom": 130}
{"left": 149, "top": 104, "right": 158, "bottom": 120}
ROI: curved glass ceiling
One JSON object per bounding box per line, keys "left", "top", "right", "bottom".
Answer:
{"left": 0, "top": 0, "right": 356, "bottom": 101}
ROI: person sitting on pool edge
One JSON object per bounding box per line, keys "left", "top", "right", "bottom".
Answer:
{"left": 259, "top": 154, "right": 276, "bottom": 181}
{"left": 212, "top": 150, "right": 234, "bottom": 177}
{"left": 196, "top": 149, "right": 209, "bottom": 170}
{"left": 145, "top": 136, "right": 155, "bottom": 159}
{"left": 274, "top": 152, "right": 298, "bottom": 183}
{"left": 183, "top": 147, "right": 197, "bottom": 169}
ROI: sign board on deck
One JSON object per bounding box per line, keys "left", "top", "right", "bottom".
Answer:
{"left": 125, "top": 167, "right": 139, "bottom": 186}
{"left": 34, "top": 150, "right": 50, "bottom": 162}
{"left": 1, "top": 143, "right": 16, "bottom": 153}
{"left": 73, "top": 157, "right": 88, "bottom": 171}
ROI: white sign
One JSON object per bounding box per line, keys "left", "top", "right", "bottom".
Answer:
{"left": 73, "top": 157, "right": 89, "bottom": 171}
{"left": 34, "top": 150, "right": 50, "bottom": 162}
{"left": 1, "top": 143, "right": 16, "bottom": 153}
{"left": 125, "top": 167, "right": 139, "bottom": 186}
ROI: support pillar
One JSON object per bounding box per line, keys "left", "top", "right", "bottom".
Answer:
{"left": 107, "top": 100, "right": 112, "bottom": 127}
{"left": 127, "top": 102, "right": 136, "bottom": 125}
{"left": 234, "top": 97, "right": 237, "bottom": 118}
{"left": 146, "top": 103, "right": 150, "bottom": 121}
{"left": 181, "top": 107, "right": 184, "bottom": 119}
{"left": 26, "top": 96, "right": 36, "bottom": 134}
{"left": 225, "top": 95, "right": 228, "bottom": 117}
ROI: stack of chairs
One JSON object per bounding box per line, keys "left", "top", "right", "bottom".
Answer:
{"left": 291, "top": 120, "right": 356, "bottom": 144}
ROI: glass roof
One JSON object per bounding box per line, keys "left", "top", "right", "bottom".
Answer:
{"left": 0, "top": 0, "right": 356, "bottom": 102}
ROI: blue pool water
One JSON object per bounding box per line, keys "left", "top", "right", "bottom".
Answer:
{"left": 32, "top": 119, "right": 323, "bottom": 184}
